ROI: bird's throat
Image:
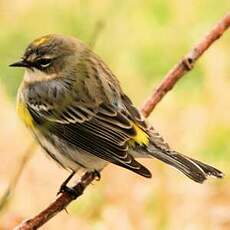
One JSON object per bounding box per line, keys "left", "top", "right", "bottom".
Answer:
{"left": 24, "top": 69, "right": 57, "bottom": 83}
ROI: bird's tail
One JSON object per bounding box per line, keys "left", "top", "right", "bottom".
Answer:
{"left": 147, "top": 146, "right": 224, "bottom": 183}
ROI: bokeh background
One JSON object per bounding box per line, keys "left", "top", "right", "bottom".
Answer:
{"left": 0, "top": 0, "right": 229, "bottom": 229}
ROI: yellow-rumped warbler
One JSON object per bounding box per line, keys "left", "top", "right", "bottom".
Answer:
{"left": 10, "top": 34, "right": 223, "bottom": 192}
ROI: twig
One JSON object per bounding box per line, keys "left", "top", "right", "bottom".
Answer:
{"left": 0, "top": 142, "right": 37, "bottom": 213}
{"left": 14, "top": 172, "right": 95, "bottom": 230}
{"left": 88, "top": 20, "right": 105, "bottom": 48}
{"left": 140, "top": 12, "right": 230, "bottom": 117}
{"left": 14, "top": 12, "right": 230, "bottom": 230}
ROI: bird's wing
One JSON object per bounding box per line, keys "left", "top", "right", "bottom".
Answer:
{"left": 121, "top": 94, "right": 172, "bottom": 150}
{"left": 27, "top": 100, "right": 152, "bottom": 178}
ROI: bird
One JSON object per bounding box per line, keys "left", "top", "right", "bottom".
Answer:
{"left": 10, "top": 34, "right": 223, "bottom": 194}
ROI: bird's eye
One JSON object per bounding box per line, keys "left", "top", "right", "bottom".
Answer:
{"left": 36, "top": 58, "right": 52, "bottom": 68}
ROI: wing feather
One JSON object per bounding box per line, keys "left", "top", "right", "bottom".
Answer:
{"left": 27, "top": 102, "right": 151, "bottom": 178}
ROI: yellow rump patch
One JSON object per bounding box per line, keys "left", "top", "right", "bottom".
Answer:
{"left": 129, "top": 122, "right": 149, "bottom": 146}
{"left": 17, "top": 100, "right": 34, "bottom": 127}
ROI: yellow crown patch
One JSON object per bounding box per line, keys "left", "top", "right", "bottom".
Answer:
{"left": 33, "top": 35, "right": 51, "bottom": 46}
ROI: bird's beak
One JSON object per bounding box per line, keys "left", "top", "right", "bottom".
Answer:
{"left": 9, "top": 60, "right": 31, "bottom": 68}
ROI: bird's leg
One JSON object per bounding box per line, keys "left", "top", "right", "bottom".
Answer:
{"left": 57, "top": 170, "right": 101, "bottom": 197}
{"left": 57, "top": 171, "right": 76, "bottom": 197}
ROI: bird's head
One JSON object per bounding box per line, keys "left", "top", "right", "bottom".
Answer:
{"left": 10, "top": 34, "right": 85, "bottom": 82}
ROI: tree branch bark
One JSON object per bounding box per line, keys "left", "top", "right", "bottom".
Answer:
{"left": 141, "top": 12, "right": 230, "bottom": 117}
{"left": 14, "top": 11, "right": 230, "bottom": 230}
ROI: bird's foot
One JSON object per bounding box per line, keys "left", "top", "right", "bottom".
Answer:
{"left": 57, "top": 184, "right": 79, "bottom": 199}
{"left": 92, "top": 170, "right": 101, "bottom": 181}
{"left": 57, "top": 171, "right": 75, "bottom": 196}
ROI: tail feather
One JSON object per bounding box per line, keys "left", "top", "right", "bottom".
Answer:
{"left": 184, "top": 156, "right": 224, "bottom": 178}
{"left": 148, "top": 148, "right": 224, "bottom": 183}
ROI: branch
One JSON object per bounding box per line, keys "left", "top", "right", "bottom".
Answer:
{"left": 14, "top": 172, "right": 95, "bottom": 230}
{"left": 140, "top": 12, "right": 230, "bottom": 117}
{"left": 14, "top": 12, "right": 230, "bottom": 230}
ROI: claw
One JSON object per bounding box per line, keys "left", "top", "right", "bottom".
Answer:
{"left": 57, "top": 171, "right": 75, "bottom": 196}
{"left": 93, "top": 170, "right": 101, "bottom": 181}
{"left": 58, "top": 184, "right": 79, "bottom": 199}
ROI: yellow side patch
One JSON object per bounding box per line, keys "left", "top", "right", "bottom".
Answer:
{"left": 129, "top": 123, "right": 149, "bottom": 146}
{"left": 17, "top": 100, "right": 34, "bottom": 128}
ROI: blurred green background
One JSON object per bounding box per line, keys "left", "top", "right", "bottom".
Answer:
{"left": 0, "top": 0, "right": 229, "bottom": 229}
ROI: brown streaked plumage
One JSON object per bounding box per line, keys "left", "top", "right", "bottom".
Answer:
{"left": 10, "top": 34, "right": 223, "bottom": 190}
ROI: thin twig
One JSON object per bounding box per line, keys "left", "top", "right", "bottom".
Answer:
{"left": 14, "top": 172, "right": 95, "bottom": 230}
{"left": 14, "top": 12, "right": 230, "bottom": 230}
{"left": 0, "top": 142, "right": 37, "bottom": 213}
{"left": 88, "top": 20, "right": 105, "bottom": 48}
